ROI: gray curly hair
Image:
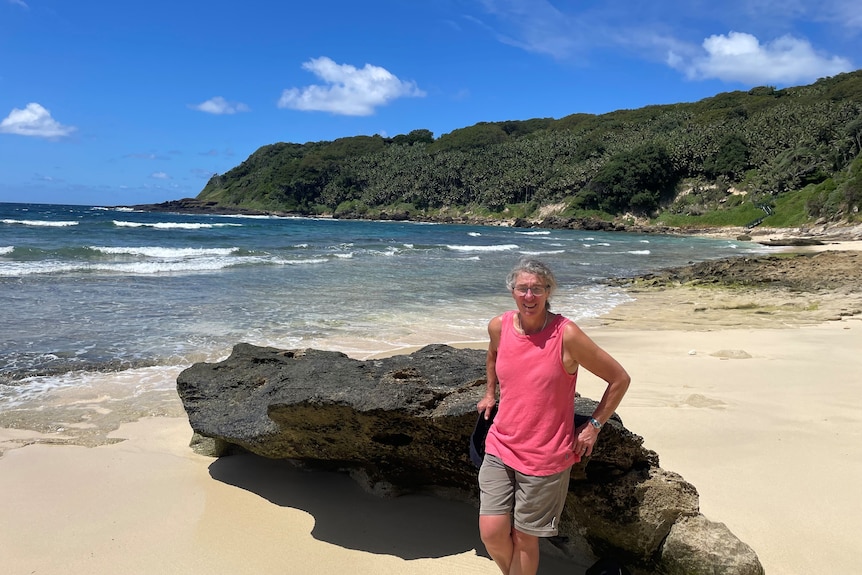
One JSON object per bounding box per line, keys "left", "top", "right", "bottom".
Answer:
{"left": 506, "top": 257, "right": 558, "bottom": 309}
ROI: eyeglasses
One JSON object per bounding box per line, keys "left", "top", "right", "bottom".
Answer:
{"left": 513, "top": 285, "right": 548, "bottom": 296}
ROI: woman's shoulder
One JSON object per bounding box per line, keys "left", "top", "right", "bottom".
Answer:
{"left": 490, "top": 310, "right": 515, "bottom": 324}
{"left": 488, "top": 311, "right": 510, "bottom": 327}
{"left": 559, "top": 315, "right": 584, "bottom": 336}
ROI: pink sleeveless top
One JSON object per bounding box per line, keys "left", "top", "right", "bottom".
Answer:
{"left": 485, "top": 310, "right": 579, "bottom": 475}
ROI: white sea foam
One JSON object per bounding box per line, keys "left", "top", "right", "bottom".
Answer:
{"left": 0, "top": 261, "right": 81, "bottom": 276}
{"left": 91, "top": 253, "right": 332, "bottom": 272}
{"left": 554, "top": 285, "right": 634, "bottom": 322}
{"left": 519, "top": 249, "right": 566, "bottom": 256}
{"left": 112, "top": 220, "right": 242, "bottom": 230}
{"left": 0, "top": 254, "right": 265, "bottom": 276}
{"left": 446, "top": 244, "right": 519, "bottom": 252}
{"left": 627, "top": 250, "right": 651, "bottom": 255}
{"left": 468, "top": 232, "right": 482, "bottom": 237}
{"left": 0, "top": 364, "right": 188, "bottom": 410}
{"left": 0, "top": 246, "right": 13, "bottom": 255}
{"left": 2, "top": 219, "right": 79, "bottom": 227}
{"left": 276, "top": 258, "right": 330, "bottom": 265}
{"left": 88, "top": 257, "right": 251, "bottom": 274}
{"left": 91, "top": 246, "right": 240, "bottom": 258}
{"left": 516, "top": 231, "right": 551, "bottom": 235}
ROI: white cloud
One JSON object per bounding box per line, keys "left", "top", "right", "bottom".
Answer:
{"left": 669, "top": 31, "right": 853, "bottom": 85}
{"left": 473, "top": 1, "right": 859, "bottom": 84}
{"left": 150, "top": 172, "right": 170, "bottom": 180}
{"left": 191, "top": 96, "right": 249, "bottom": 115}
{"left": 9, "top": 0, "right": 29, "bottom": 8}
{"left": 278, "top": 57, "right": 425, "bottom": 116}
{"left": 0, "top": 103, "right": 76, "bottom": 138}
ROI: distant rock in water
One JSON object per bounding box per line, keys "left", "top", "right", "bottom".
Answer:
{"left": 130, "top": 198, "right": 284, "bottom": 216}
{"left": 177, "top": 343, "right": 763, "bottom": 574}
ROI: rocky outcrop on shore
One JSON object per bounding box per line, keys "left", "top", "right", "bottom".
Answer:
{"left": 177, "top": 343, "right": 763, "bottom": 575}
{"left": 129, "top": 198, "right": 292, "bottom": 217}
{"left": 606, "top": 250, "right": 862, "bottom": 293}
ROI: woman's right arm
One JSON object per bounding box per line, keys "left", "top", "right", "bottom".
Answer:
{"left": 478, "top": 315, "right": 502, "bottom": 419}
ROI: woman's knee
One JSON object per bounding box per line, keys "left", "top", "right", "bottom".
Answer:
{"left": 512, "top": 528, "right": 539, "bottom": 552}
{"left": 479, "top": 514, "right": 512, "bottom": 545}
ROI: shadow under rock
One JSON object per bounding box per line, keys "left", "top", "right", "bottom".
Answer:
{"left": 208, "top": 453, "right": 589, "bottom": 574}
{"left": 209, "top": 452, "right": 484, "bottom": 560}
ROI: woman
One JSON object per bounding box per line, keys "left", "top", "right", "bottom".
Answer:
{"left": 477, "top": 257, "right": 631, "bottom": 575}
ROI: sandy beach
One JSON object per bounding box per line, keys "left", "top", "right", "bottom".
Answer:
{"left": 2, "top": 245, "right": 861, "bottom": 574}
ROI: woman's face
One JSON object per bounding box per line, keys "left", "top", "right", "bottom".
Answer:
{"left": 510, "top": 272, "right": 548, "bottom": 317}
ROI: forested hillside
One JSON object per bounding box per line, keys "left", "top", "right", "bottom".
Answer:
{"left": 197, "top": 70, "right": 862, "bottom": 227}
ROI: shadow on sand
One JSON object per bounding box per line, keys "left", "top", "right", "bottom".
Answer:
{"left": 209, "top": 453, "right": 590, "bottom": 574}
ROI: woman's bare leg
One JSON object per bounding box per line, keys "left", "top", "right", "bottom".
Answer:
{"left": 479, "top": 514, "right": 514, "bottom": 573}
{"left": 480, "top": 516, "right": 541, "bottom": 575}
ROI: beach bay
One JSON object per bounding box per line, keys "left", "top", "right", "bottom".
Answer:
{"left": 2, "top": 202, "right": 861, "bottom": 574}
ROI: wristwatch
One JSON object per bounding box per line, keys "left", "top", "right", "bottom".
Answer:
{"left": 589, "top": 417, "right": 603, "bottom": 430}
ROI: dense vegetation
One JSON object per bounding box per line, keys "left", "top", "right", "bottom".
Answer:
{"left": 197, "top": 71, "right": 862, "bottom": 227}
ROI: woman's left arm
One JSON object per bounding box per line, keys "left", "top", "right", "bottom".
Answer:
{"left": 563, "top": 322, "right": 631, "bottom": 455}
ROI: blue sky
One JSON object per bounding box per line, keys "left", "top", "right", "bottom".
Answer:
{"left": 1, "top": 0, "right": 859, "bottom": 206}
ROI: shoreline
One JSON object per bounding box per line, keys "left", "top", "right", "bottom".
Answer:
{"left": 130, "top": 197, "right": 862, "bottom": 241}
{"left": 2, "top": 243, "right": 860, "bottom": 574}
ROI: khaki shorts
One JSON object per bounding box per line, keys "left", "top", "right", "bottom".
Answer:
{"left": 478, "top": 454, "right": 571, "bottom": 537}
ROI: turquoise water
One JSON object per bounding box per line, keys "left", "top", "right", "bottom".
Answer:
{"left": 1, "top": 202, "right": 773, "bottom": 409}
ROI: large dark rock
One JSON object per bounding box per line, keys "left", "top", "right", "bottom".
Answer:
{"left": 177, "top": 342, "right": 763, "bottom": 574}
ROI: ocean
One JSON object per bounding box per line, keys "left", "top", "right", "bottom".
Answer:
{"left": 0, "top": 202, "right": 773, "bottom": 423}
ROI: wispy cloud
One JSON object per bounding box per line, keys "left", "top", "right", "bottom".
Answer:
{"left": 278, "top": 57, "right": 425, "bottom": 116}
{"left": 819, "top": 0, "right": 862, "bottom": 29}
{"left": 150, "top": 172, "right": 170, "bottom": 180}
{"left": 472, "top": 0, "right": 582, "bottom": 59}
{"left": 8, "top": 0, "right": 29, "bottom": 8}
{"left": 473, "top": 0, "right": 857, "bottom": 85}
{"left": 191, "top": 168, "right": 217, "bottom": 179}
{"left": 668, "top": 31, "right": 853, "bottom": 84}
{"left": 0, "top": 103, "right": 76, "bottom": 138}
{"left": 190, "top": 96, "right": 250, "bottom": 115}
{"left": 33, "top": 174, "right": 62, "bottom": 183}
{"left": 736, "top": 0, "right": 862, "bottom": 30}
